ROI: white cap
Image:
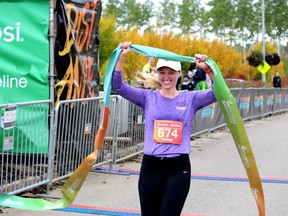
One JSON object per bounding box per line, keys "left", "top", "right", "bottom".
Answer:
{"left": 156, "top": 59, "right": 181, "bottom": 71}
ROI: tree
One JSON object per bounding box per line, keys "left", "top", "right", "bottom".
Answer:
{"left": 206, "top": 0, "right": 235, "bottom": 41}
{"left": 99, "top": 0, "right": 288, "bottom": 81}
{"left": 155, "top": 0, "right": 177, "bottom": 32}
{"left": 232, "top": 0, "right": 257, "bottom": 65}
{"left": 99, "top": 16, "right": 119, "bottom": 76}
{"left": 233, "top": 0, "right": 255, "bottom": 44}
{"left": 197, "top": 7, "right": 210, "bottom": 38}
{"left": 102, "top": 0, "right": 123, "bottom": 22}
{"left": 102, "top": 0, "right": 154, "bottom": 30}
{"left": 265, "top": 0, "right": 288, "bottom": 53}
{"left": 176, "top": 0, "right": 201, "bottom": 34}
{"left": 140, "top": 0, "right": 154, "bottom": 30}
{"left": 116, "top": 0, "right": 154, "bottom": 30}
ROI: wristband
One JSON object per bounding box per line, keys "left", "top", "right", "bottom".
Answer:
{"left": 204, "top": 67, "right": 212, "bottom": 73}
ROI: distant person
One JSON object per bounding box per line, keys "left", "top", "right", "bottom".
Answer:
{"left": 193, "top": 68, "right": 208, "bottom": 90}
{"left": 143, "top": 56, "right": 156, "bottom": 73}
{"left": 187, "top": 62, "right": 196, "bottom": 79}
{"left": 273, "top": 72, "right": 281, "bottom": 88}
{"left": 187, "top": 62, "right": 196, "bottom": 74}
{"left": 188, "top": 62, "right": 208, "bottom": 90}
{"left": 181, "top": 73, "right": 194, "bottom": 91}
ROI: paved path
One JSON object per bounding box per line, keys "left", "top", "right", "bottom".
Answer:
{"left": 2, "top": 113, "right": 288, "bottom": 216}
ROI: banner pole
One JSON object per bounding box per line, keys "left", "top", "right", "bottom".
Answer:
{"left": 47, "top": 0, "right": 56, "bottom": 194}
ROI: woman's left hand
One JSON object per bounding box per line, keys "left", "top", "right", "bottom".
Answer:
{"left": 195, "top": 54, "right": 208, "bottom": 69}
{"left": 195, "top": 54, "right": 212, "bottom": 74}
{"left": 195, "top": 54, "right": 214, "bottom": 81}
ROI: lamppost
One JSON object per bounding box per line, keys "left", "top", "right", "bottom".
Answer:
{"left": 262, "top": 0, "right": 266, "bottom": 86}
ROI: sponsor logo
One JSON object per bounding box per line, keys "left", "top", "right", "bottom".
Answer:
{"left": 251, "top": 187, "right": 259, "bottom": 202}
{"left": 266, "top": 95, "right": 274, "bottom": 106}
{"left": 275, "top": 94, "right": 281, "bottom": 104}
{"left": 0, "top": 22, "right": 23, "bottom": 43}
{"left": 2, "top": 198, "right": 24, "bottom": 207}
{"left": 201, "top": 104, "right": 215, "bottom": 119}
{"left": 87, "top": 160, "right": 96, "bottom": 166}
{"left": 67, "top": 178, "right": 82, "bottom": 194}
{"left": 222, "top": 100, "right": 236, "bottom": 124}
{"left": 237, "top": 145, "right": 249, "bottom": 168}
{"left": 176, "top": 101, "right": 187, "bottom": 110}
{"left": 239, "top": 97, "right": 250, "bottom": 110}
{"left": 0, "top": 75, "right": 28, "bottom": 88}
{"left": 254, "top": 96, "right": 263, "bottom": 108}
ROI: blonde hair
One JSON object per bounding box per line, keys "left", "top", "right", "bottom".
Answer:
{"left": 133, "top": 71, "right": 161, "bottom": 90}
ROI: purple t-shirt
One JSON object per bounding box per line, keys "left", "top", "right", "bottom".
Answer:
{"left": 112, "top": 71, "right": 216, "bottom": 157}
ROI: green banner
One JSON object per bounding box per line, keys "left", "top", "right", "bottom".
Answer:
{"left": 0, "top": 0, "right": 49, "bottom": 103}
{"left": 0, "top": 0, "right": 49, "bottom": 153}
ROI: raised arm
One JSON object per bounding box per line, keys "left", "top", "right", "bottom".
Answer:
{"left": 115, "top": 41, "right": 132, "bottom": 71}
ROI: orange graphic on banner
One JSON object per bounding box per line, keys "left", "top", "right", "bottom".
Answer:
{"left": 55, "top": 0, "right": 100, "bottom": 107}
{"left": 153, "top": 120, "right": 183, "bottom": 144}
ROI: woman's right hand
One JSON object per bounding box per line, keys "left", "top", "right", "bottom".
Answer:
{"left": 119, "top": 41, "right": 132, "bottom": 57}
{"left": 115, "top": 41, "right": 132, "bottom": 71}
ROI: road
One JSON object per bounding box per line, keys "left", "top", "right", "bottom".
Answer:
{"left": 1, "top": 113, "right": 288, "bottom": 216}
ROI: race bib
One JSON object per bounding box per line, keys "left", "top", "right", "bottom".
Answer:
{"left": 153, "top": 120, "right": 183, "bottom": 144}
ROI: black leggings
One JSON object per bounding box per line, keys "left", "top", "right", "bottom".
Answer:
{"left": 138, "top": 154, "right": 191, "bottom": 216}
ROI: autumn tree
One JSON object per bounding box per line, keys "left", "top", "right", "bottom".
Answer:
{"left": 99, "top": 0, "right": 288, "bottom": 83}
{"left": 206, "top": 0, "right": 235, "bottom": 42}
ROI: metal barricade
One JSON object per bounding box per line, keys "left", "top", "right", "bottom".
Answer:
{"left": 1, "top": 88, "right": 288, "bottom": 193}
{"left": 51, "top": 95, "right": 145, "bottom": 173}
{"left": 0, "top": 100, "right": 51, "bottom": 194}
{"left": 109, "top": 88, "right": 288, "bottom": 163}
{"left": 52, "top": 96, "right": 118, "bottom": 181}
{"left": 113, "top": 99, "right": 144, "bottom": 163}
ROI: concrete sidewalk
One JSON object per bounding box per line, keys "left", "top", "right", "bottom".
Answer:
{"left": 2, "top": 113, "right": 288, "bottom": 216}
